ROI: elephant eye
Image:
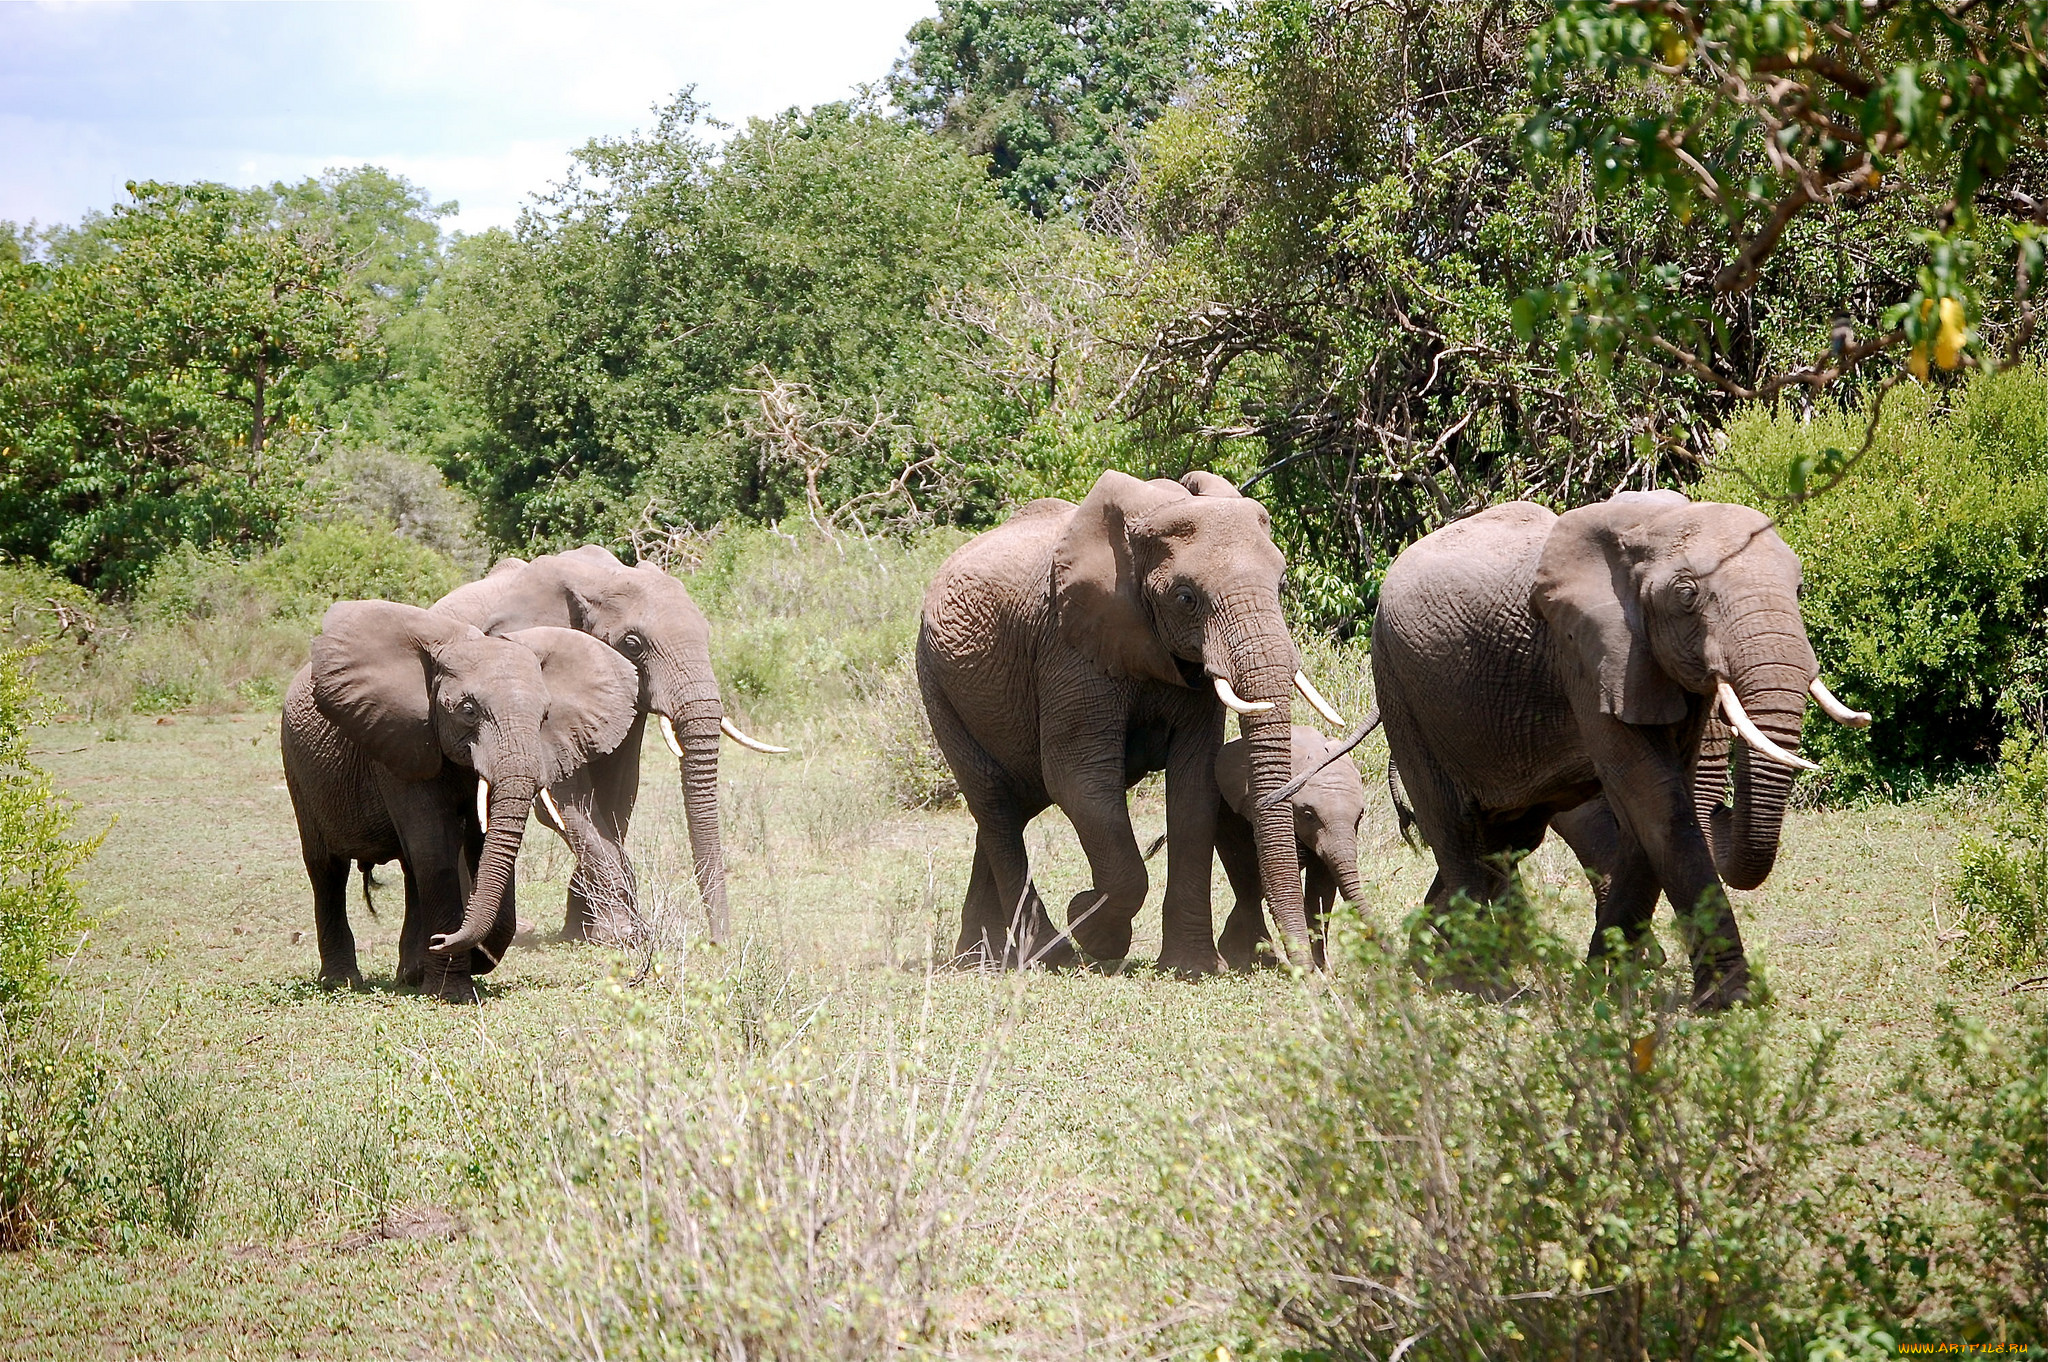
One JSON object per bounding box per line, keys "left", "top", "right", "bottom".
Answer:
{"left": 1674, "top": 579, "right": 1700, "bottom": 612}
{"left": 618, "top": 632, "right": 647, "bottom": 657}
{"left": 1174, "top": 587, "right": 1197, "bottom": 609}
{"left": 457, "top": 697, "right": 479, "bottom": 720}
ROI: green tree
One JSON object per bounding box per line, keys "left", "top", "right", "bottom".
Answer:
{"left": 890, "top": 0, "right": 1213, "bottom": 217}
{"left": 445, "top": 94, "right": 1034, "bottom": 548}
{"left": 0, "top": 181, "right": 367, "bottom": 588}
{"left": 1522, "top": 0, "right": 2048, "bottom": 499}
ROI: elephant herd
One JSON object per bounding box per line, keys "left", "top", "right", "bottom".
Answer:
{"left": 282, "top": 473, "right": 1871, "bottom": 1008}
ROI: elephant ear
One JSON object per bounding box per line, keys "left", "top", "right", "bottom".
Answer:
{"left": 311, "top": 601, "right": 478, "bottom": 780}
{"left": 1531, "top": 498, "right": 1690, "bottom": 726}
{"left": 1052, "top": 470, "right": 1190, "bottom": 686}
{"left": 504, "top": 626, "right": 641, "bottom": 786}
{"left": 1180, "top": 470, "right": 1241, "bottom": 498}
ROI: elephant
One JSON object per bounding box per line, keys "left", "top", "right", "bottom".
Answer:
{"left": 432, "top": 546, "right": 786, "bottom": 945}
{"left": 917, "top": 468, "right": 1348, "bottom": 973}
{"left": 281, "top": 600, "right": 640, "bottom": 1000}
{"left": 1215, "top": 726, "right": 1367, "bottom": 970}
{"left": 1363, "top": 489, "right": 1869, "bottom": 1007}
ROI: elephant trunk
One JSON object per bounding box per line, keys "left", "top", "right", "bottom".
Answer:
{"left": 1333, "top": 844, "right": 1364, "bottom": 904}
{"left": 1221, "top": 595, "right": 1307, "bottom": 968}
{"left": 674, "top": 702, "right": 730, "bottom": 944}
{"left": 433, "top": 772, "right": 538, "bottom": 960}
{"left": 1708, "top": 644, "right": 1811, "bottom": 892}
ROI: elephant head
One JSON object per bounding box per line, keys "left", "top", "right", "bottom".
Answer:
{"left": 1051, "top": 470, "right": 1316, "bottom": 964}
{"left": 309, "top": 601, "right": 639, "bottom": 973}
{"left": 1531, "top": 491, "right": 1866, "bottom": 893}
{"left": 436, "top": 545, "right": 784, "bottom": 943}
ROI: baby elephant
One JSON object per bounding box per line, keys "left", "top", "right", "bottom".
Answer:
{"left": 1216, "top": 726, "right": 1366, "bottom": 969}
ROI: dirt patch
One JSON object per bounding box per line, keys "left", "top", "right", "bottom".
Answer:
{"left": 336, "top": 1204, "right": 465, "bottom": 1252}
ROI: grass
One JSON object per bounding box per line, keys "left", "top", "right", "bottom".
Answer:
{"left": 0, "top": 528, "right": 2027, "bottom": 1357}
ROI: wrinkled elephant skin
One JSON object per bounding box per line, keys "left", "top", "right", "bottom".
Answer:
{"left": 1215, "top": 726, "right": 1366, "bottom": 969}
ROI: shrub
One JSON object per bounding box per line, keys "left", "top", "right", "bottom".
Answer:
{"left": 1914, "top": 1002, "right": 2048, "bottom": 1343}
{"left": 1701, "top": 365, "right": 2048, "bottom": 794}
{"left": 1951, "top": 727, "right": 2048, "bottom": 969}
{"left": 871, "top": 648, "right": 959, "bottom": 811}
{"left": 305, "top": 443, "right": 486, "bottom": 572}
{"left": 1179, "top": 898, "right": 1846, "bottom": 1360}
{"left": 478, "top": 957, "right": 996, "bottom": 1360}
{"left": 0, "top": 650, "right": 100, "bottom": 1029}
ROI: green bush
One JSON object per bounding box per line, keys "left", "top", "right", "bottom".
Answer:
{"left": 1951, "top": 728, "right": 2048, "bottom": 969}
{"left": 1701, "top": 366, "right": 2048, "bottom": 795}
{"left": 0, "top": 651, "right": 100, "bottom": 1029}
{"left": 1180, "top": 898, "right": 1852, "bottom": 1360}
{"left": 871, "top": 647, "right": 960, "bottom": 811}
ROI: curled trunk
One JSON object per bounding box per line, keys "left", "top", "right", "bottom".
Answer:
{"left": 1334, "top": 847, "right": 1364, "bottom": 904}
{"left": 1700, "top": 666, "right": 1808, "bottom": 892}
{"left": 434, "top": 775, "right": 537, "bottom": 959}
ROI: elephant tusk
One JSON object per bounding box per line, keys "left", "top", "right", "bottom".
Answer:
{"left": 476, "top": 778, "right": 490, "bottom": 832}
{"left": 1213, "top": 675, "right": 1275, "bottom": 715}
{"left": 539, "top": 786, "right": 564, "bottom": 827}
{"left": 1716, "top": 680, "right": 1821, "bottom": 772}
{"left": 659, "top": 713, "right": 685, "bottom": 758}
{"left": 721, "top": 717, "right": 790, "bottom": 754}
{"left": 1809, "top": 676, "right": 1872, "bottom": 728}
{"left": 1292, "top": 671, "right": 1345, "bottom": 727}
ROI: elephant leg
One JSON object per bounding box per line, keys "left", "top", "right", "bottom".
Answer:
{"left": 1214, "top": 807, "right": 1269, "bottom": 970}
{"left": 307, "top": 852, "right": 361, "bottom": 989}
{"left": 1304, "top": 854, "right": 1339, "bottom": 971}
{"left": 382, "top": 771, "right": 479, "bottom": 1002}
{"left": 1553, "top": 798, "right": 1661, "bottom": 963}
{"left": 1157, "top": 721, "right": 1224, "bottom": 976}
{"left": 1585, "top": 719, "right": 1748, "bottom": 1008}
{"left": 558, "top": 735, "right": 643, "bottom": 943}
{"left": 1051, "top": 768, "right": 1149, "bottom": 965}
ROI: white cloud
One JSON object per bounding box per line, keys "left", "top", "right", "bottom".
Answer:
{"left": 0, "top": 0, "right": 936, "bottom": 232}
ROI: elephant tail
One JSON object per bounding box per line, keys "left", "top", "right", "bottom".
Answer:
{"left": 357, "top": 860, "right": 380, "bottom": 917}
{"left": 1387, "top": 760, "right": 1419, "bottom": 850}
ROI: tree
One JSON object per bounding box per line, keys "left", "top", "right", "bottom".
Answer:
{"left": 0, "top": 181, "right": 365, "bottom": 588}
{"left": 444, "top": 94, "right": 1035, "bottom": 548}
{"left": 890, "top": 0, "right": 1214, "bottom": 217}
{"left": 1522, "top": 0, "right": 2048, "bottom": 499}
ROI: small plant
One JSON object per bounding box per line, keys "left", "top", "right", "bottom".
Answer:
{"left": 1179, "top": 897, "right": 1841, "bottom": 1360}
{"left": 1951, "top": 726, "right": 2048, "bottom": 970}
{"left": 1913, "top": 1002, "right": 2048, "bottom": 1343}
{"left": 125, "top": 1067, "right": 226, "bottom": 1239}
{"left": 871, "top": 648, "right": 959, "bottom": 811}
{"left": 0, "top": 1028, "right": 108, "bottom": 1250}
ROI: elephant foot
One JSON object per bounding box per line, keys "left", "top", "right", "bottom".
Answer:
{"left": 1216, "top": 908, "right": 1267, "bottom": 971}
{"left": 1155, "top": 944, "right": 1221, "bottom": 978}
{"left": 1065, "top": 893, "right": 1133, "bottom": 963}
{"left": 318, "top": 967, "right": 365, "bottom": 992}
{"left": 396, "top": 955, "right": 427, "bottom": 988}
{"left": 424, "top": 965, "right": 478, "bottom": 1004}
{"left": 1691, "top": 957, "right": 1752, "bottom": 1012}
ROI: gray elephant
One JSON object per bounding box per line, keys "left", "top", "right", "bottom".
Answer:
{"left": 1365, "top": 490, "right": 1869, "bottom": 1006}
{"left": 281, "top": 601, "right": 639, "bottom": 1000}
{"left": 1215, "top": 726, "right": 1366, "bottom": 970}
{"left": 433, "top": 546, "right": 785, "bottom": 945}
{"left": 917, "top": 469, "right": 1347, "bottom": 973}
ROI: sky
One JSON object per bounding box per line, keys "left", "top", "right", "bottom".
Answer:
{"left": 0, "top": 0, "right": 939, "bottom": 233}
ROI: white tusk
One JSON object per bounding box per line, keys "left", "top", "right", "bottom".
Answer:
{"left": 659, "top": 713, "right": 684, "bottom": 758}
{"left": 720, "top": 717, "right": 790, "bottom": 754}
{"left": 476, "top": 778, "right": 490, "bottom": 832}
{"left": 1716, "top": 680, "right": 1821, "bottom": 772}
{"left": 1292, "top": 671, "right": 1345, "bottom": 727}
{"left": 1809, "top": 677, "right": 1871, "bottom": 729}
{"left": 539, "top": 786, "right": 564, "bottom": 827}
{"left": 1213, "top": 675, "right": 1275, "bottom": 715}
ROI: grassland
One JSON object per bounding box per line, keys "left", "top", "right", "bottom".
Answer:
{"left": 0, "top": 532, "right": 2021, "bottom": 1358}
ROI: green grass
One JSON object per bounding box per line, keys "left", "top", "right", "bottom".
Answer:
{"left": 0, "top": 532, "right": 2025, "bottom": 1357}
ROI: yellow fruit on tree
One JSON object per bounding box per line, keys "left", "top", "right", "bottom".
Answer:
{"left": 1934, "top": 297, "right": 1966, "bottom": 369}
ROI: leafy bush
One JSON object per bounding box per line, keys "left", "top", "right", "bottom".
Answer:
{"left": 304, "top": 443, "right": 485, "bottom": 572}
{"left": 1951, "top": 728, "right": 2048, "bottom": 969}
{"left": 0, "top": 650, "right": 100, "bottom": 1028}
{"left": 1177, "top": 898, "right": 1851, "bottom": 1360}
{"left": 871, "top": 648, "right": 959, "bottom": 811}
{"left": 1913, "top": 1003, "right": 2048, "bottom": 1344}
{"left": 1702, "top": 365, "right": 2048, "bottom": 795}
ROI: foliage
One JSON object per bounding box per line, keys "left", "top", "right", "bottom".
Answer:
{"left": 0, "top": 182, "right": 368, "bottom": 590}
{"left": 444, "top": 94, "right": 1034, "bottom": 550}
{"left": 1914, "top": 1002, "right": 2048, "bottom": 1342}
{"left": 1176, "top": 900, "right": 1848, "bottom": 1359}
{"left": 1124, "top": 0, "right": 1669, "bottom": 623}
{"left": 872, "top": 648, "right": 962, "bottom": 811}
{"left": 1522, "top": 0, "right": 2048, "bottom": 485}
{"left": 1701, "top": 365, "right": 2048, "bottom": 789}
{"left": 303, "top": 442, "right": 486, "bottom": 571}
{"left": 1952, "top": 728, "right": 2048, "bottom": 969}
{"left": 889, "top": 0, "right": 1214, "bottom": 217}
{"left": 0, "top": 651, "right": 100, "bottom": 1030}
